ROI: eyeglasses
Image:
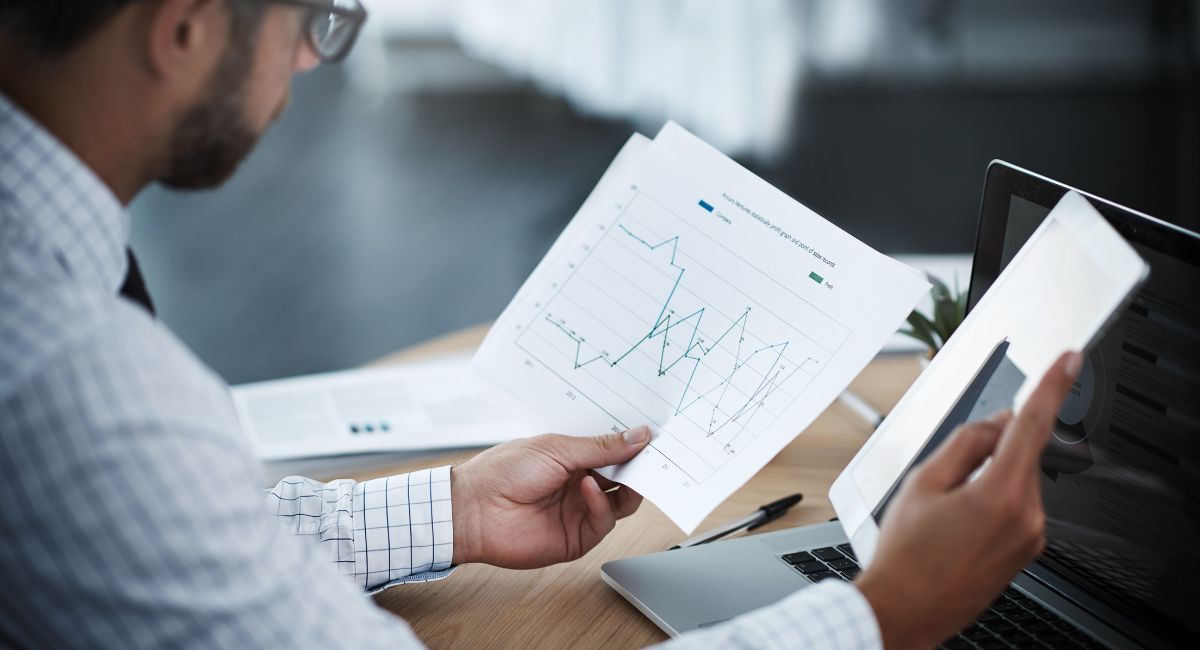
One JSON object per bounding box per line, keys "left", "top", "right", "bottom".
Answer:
{"left": 271, "top": 0, "right": 368, "bottom": 63}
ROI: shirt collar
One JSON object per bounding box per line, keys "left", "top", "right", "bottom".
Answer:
{"left": 0, "top": 93, "right": 130, "bottom": 294}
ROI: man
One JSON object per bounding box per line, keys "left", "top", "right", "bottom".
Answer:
{"left": 0, "top": 1, "right": 1082, "bottom": 647}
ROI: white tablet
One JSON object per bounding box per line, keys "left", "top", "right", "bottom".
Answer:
{"left": 830, "top": 191, "right": 1149, "bottom": 567}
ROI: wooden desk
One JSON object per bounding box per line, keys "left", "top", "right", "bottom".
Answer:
{"left": 363, "top": 324, "right": 924, "bottom": 649}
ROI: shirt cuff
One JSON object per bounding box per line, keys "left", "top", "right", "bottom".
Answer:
{"left": 721, "top": 580, "right": 883, "bottom": 650}
{"left": 352, "top": 466, "right": 454, "bottom": 591}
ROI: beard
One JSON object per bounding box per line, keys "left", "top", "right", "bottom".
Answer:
{"left": 160, "top": 24, "right": 266, "bottom": 190}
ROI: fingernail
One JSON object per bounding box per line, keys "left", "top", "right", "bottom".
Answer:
{"left": 1064, "top": 351, "right": 1084, "bottom": 378}
{"left": 623, "top": 425, "right": 650, "bottom": 444}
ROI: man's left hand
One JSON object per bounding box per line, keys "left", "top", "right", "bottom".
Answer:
{"left": 450, "top": 426, "right": 650, "bottom": 568}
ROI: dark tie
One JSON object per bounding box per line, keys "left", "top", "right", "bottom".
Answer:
{"left": 120, "top": 248, "right": 156, "bottom": 316}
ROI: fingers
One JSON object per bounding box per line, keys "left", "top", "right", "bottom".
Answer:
{"left": 550, "top": 425, "right": 651, "bottom": 471}
{"left": 589, "top": 471, "right": 621, "bottom": 492}
{"left": 987, "top": 351, "right": 1083, "bottom": 482}
{"left": 911, "top": 411, "right": 1008, "bottom": 491}
{"left": 607, "top": 484, "right": 644, "bottom": 519}
{"left": 581, "top": 475, "right": 616, "bottom": 536}
{"left": 589, "top": 471, "right": 643, "bottom": 519}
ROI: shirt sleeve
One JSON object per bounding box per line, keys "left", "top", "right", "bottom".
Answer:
{"left": 0, "top": 306, "right": 430, "bottom": 649}
{"left": 266, "top": 467, "right": 456, "bottom": 592}
{"left": 655, "top": 580, "right": 883, "bottom": 650}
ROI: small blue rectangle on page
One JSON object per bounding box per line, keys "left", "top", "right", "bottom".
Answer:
{"left": 698, "top": 200, "right": 714, "bottom": 212}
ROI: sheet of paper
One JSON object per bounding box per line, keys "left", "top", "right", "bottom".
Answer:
{"left": 472, "top": 122, "right": 930, "bottom": 532}
{"left": 231, "top": 355, "right": 531, "bottom": 461}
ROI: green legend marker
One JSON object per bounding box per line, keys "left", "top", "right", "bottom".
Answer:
{"left": 809, "top": 271, "right": 824, "bottom": 284}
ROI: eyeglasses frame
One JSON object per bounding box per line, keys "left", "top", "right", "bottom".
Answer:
{"left": 267, "top": 0, "right": 369, "bottom": 63}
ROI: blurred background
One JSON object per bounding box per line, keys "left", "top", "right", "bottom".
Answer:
{"left": 131, "top": 0, "right": 1200, "bottom": 385}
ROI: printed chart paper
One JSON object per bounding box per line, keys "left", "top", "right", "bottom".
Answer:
{"left": 473, "top": 123, "right": 929, "bottom": 532}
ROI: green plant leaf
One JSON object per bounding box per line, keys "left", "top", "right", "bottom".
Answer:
{"left": 928, "top": 275, "right": 952, "bottom": 302}
{"left": 934, "top": 294, "right": 959, "bottom": 342}
{"left": 900, "top": 327, "right": 938, "bottom": 351}
{"left": 899, "top": 327, "right": 938, "bottom": 351}
{"left": 903, "top": 310, "right": 941, "bottom": 351}
{"left": 923, "top": 272, "right": 970, "bottom": 344}
{"left": 908, "top": 309, "right": 938, "bottom": 339}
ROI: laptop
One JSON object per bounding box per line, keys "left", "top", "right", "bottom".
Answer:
{"left": 601, "top": 161, "right": 1200, "bottom": 648}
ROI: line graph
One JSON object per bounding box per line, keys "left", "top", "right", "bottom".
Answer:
{"left": 513, "top": 187, "right": 851, "bottom": 483}
{"left": 543, "top": 224, "right": 793, "bottom": 437}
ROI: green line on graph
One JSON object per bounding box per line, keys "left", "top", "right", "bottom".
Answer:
{"left": 544, "top": 224, "right": 791, "bottom": 436}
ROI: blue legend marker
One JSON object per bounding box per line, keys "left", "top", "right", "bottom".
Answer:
{"left": 698, "top": 200, "right": 714, "bottom": 212}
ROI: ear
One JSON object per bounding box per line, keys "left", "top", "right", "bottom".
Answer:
{"left": 143, "top": 0, "right": 227, "bottom": 81}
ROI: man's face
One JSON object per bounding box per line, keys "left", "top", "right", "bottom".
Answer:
{"left": 160, "top": 5, "right": 320, "bottom": 190}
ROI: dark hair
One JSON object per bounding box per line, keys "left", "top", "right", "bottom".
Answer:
{"left": 0, "top": 0, "right": 263, "bottom": 59}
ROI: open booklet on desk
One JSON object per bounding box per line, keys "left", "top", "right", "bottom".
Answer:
{"left": 471, "top": 123, "right": 931, "bottom": 533}
{"left": 230, "top": 354, "right": 532, "bottom": 468}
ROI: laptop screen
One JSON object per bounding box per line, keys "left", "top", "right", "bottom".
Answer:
{"left": 966, "top": 164, "right": 1200, "bottom": 644}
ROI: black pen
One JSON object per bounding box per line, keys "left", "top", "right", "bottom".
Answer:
{"left": 668, "top": 493, "right": 803, "bottom": 550}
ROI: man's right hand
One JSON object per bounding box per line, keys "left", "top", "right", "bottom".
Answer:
{"left": 855, "top": 350, "right": 1083, "bottom": 649}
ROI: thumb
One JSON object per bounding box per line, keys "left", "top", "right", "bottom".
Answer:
{"left": 911, "top": 411, "right": 1009, "bottom": 491}
{"left": 554, "top": 426, "right": 650, "bottom": 471}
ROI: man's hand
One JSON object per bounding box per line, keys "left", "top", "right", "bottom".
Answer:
{"left": 855, "top": 351, "right": 1083, "bottom": 649}
{"left": 450, "top": 426, "right": 650, "bottom": 569}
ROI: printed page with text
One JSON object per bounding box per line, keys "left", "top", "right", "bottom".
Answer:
{"left": 473, "top": 123, "right": 929, "bottom": 532}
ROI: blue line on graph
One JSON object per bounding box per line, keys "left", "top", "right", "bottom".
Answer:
{"left": 544, "top": 224, "right": 791, "bottom": 437}
{"left": 698, "top": 200, "right": 714, "bottom": 212}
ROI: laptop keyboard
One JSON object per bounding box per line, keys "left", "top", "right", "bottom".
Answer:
{"left": 780, "top": 546, "right": 1105, "bottom": 649}
{"left": 781, "top": 544, "right": 862, "bottom": 583}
